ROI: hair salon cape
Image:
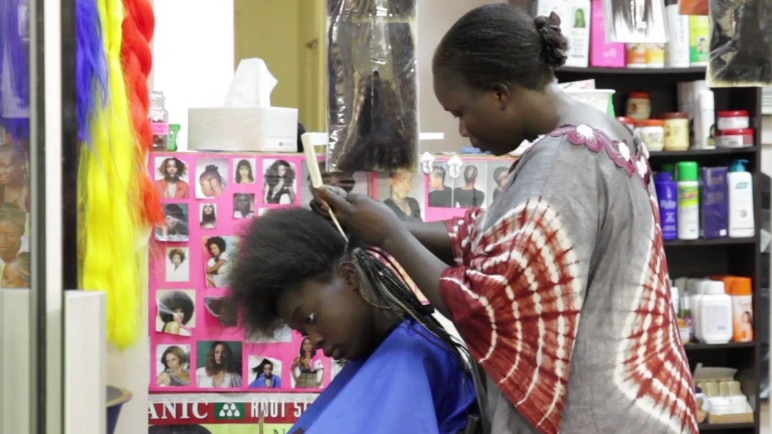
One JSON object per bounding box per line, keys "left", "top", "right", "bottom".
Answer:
{"left": 289, "top": 319, "right": 478, "bottom": 434}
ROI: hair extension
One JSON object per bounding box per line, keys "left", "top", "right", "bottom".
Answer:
{"left": 350, "top": 247, "right": 471, "bottom": 370}
{"left": 76, "top": 0, "right": 108, "bottom": 146}
{"left": 79, "top": 0, "right": 144, "bottom": 348}
{"left": 121, "top": 0, "right": 163, "bottom": 226}
{"left": 335, "top": 70, "right": 416, "bottom": 172}
{"left": 356, "top": 246, "right": 489, "bottom": 431}
{"left": 0, "top": 0, "right": 30, "bottom": 109}
{"left": 327, "top": 1, "right": 418, "bottom": 172}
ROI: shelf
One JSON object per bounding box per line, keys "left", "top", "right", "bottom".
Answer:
{"left": 665, "top": 238, "right": 756, "bottom": 247}
{"left": 648, "top": 148, "right": 757, "bottom": 158}
{"left": 556, "top": 66, "right": 706, "bottom": 75}
{"left": 685, "top": 342, "right": 756, "bottom": 351}
{"left": 698, "top": 422, "right": 755, "bottom": 431}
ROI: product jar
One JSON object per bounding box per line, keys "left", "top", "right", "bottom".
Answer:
{"left": 716, "top": 128, "right": 754, "bottom": 148}
{"left": 717, "top": 110, "right": 750, "bottom": 131}
{"left": 634, "top": 119, "right": 665, "bottom": 151}
{"left": 661, "top": 112, "right": 690, "bottom": 151}
{"left": 646, "top": 44, "right": 665, "bottom": 68}
{"left": 616, "top": 116, "right": 635, "bottom": 131}
{"left": 626, "top": 44, "right": 648, "bottom": 68}
{"left": 626, "top": 92, "right": 651, "bottom": 120}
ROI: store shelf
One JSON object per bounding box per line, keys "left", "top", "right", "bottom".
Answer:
{"left": 648, "top": 148, "right": 757, "bottom": 158}
{"left": 664, "top": 237, "right": 756, "bottom": 247}
{"left": 685, "top": 342, "right": 756, "bottom": 351}
{"left": 556, "top": 66, "right": 706, "bottom": 75}
{"left": 698, "top": 422, "right": 755, "bottom": 431}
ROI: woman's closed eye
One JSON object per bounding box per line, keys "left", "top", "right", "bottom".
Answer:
{"left": 304, "top": 312, "right": 316, "bottom": 324}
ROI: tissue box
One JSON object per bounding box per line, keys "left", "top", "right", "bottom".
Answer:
{"left": 188, "top": 107, "right": 298, "bottom": 153}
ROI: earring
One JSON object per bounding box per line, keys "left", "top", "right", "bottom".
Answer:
{"left": 356, "top": 287, "right": 392, "bottom": 310}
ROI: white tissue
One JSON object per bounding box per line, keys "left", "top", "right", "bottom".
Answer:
{"left": 223, "top": 58, "right": 277, "bottom": 108}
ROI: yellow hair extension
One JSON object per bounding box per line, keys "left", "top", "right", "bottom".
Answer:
{"left": 79, "top": 0, "right": 145, "bottom": 348}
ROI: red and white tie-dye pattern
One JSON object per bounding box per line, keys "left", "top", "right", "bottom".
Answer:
{"left": 612, "top": 194, "right": 698, "bottom": 434}
{"left": 437, "top": 124, "right": 698, "bottom": 434}
{"left": 440, "top": 200, "right": 582, "bottom": 433}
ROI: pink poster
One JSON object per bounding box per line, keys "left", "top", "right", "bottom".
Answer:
{"left": 150, "top": 152, "right": 342, "bottom": 394}
{"left": 148, "top": 151, "right": 515, "bottom": 397}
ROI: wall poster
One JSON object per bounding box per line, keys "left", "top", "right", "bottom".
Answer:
{"left": 147, "top": 151, "right": 515, "bottom": 431}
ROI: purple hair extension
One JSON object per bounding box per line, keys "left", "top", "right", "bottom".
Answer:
{"left": 0, "top": 0, "right": 30, "bottom": 110}
{"left": 76, "top": 0, "right": 108, "bottom": 145}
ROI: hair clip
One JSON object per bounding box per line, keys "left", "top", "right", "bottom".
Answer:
{"left": 447, "top": 155, "right": 463, "bottom": 179}
{"left": 420, "top": 152, "right": 436, "bottom": 174}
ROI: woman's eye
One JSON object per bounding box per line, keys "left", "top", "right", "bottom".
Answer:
{"left": 304, "top": 312, "right": 315, "bottom": 324}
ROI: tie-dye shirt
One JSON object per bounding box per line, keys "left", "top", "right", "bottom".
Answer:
{"left": 439, "top": 124, "right": 698, "bottom": 434}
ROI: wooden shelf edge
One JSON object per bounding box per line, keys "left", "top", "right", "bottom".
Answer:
{"left": 698, "top": 422, "right": 755, "bottom": 431}
{"left": 648, "top": 148, "right": 757, "bottom": 158}
{"left": 684, "top": 342, "right": 756, "bottom": 350}
{"left": 556, "top": 66, "right": 707, "bottom": 75}
{"left": 665, "top": 237, "right": 756, "bottom": 247}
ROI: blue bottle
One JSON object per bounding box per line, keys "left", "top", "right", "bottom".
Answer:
{"left": 654, "top": 172, "right": 679, "bottom": 240}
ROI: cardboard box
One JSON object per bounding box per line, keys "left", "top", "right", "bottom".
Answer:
{"left": 188, "top": 106, "right": 298, "bottom": 153}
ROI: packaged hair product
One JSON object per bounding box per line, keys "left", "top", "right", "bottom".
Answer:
{"left": 326, "top": 0, "right": 418, "bottom": 172}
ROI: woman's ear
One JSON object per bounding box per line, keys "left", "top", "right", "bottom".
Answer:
{"left": 337, "top": 262, "right": 360, "bottom": 289}
{"left": 491, "top": 83, "right": 511, "bottom": 110}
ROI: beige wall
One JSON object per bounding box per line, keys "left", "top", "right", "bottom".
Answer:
{"left": 416, "top": 0, "right": 507, "bottom": 154}
{"left": 234, "top": 0, "right": 301, "bottom": 113}
{"left": 233, "top": 0, "right": 505, "bottom": 151}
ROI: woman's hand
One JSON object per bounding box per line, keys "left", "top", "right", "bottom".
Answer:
{"left": 316, "top": 185, "right": 407, "bottom": 247}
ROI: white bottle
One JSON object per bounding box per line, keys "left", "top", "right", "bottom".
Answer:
{"left": 727, "top": 159, "right": 755, "bottom": 238}
{"left": 693, "top": 84, "right": 715, "bottom": 149}
{"left": 665, "top": 0, "right": 690, "bottom": 67}
{"left": 671, "top": 285, "right": 680, "bottom": 318}
{"left": 689, "top": 279, "right": 707, "bottom": 342}
{"left": 697, "top": 280, "right": 733, "bottom": 344}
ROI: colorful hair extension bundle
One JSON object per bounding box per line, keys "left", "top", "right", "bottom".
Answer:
{"left": 79, "top": 0, "right": 145, "bottom": 348}
{"left": 121, "top": 0, "right": 163, "bottom": 225}
{"left": 76, "top": 0, "right": 108, "bottom": 145}
{"left": 0, "top": 0, "right": 31, "bottom": 145}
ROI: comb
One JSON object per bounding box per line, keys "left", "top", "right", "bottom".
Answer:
{"left": 302, "top": 133, "right": 348, "bottom": 241}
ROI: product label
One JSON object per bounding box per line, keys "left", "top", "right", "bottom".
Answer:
{"left": 152, "top": 122, "right": 170, "bottom": 136}
{"left": 732, "top": 300, "right": 754, "bottom": 342}
{"left": 689, "top": 16, "right": 710, "bottom": 64}
{"left": 719, "top": 135, "right": 744, "bottom": 148}
{"left": 678, "top": 186, "right": 699, "bottom": 206}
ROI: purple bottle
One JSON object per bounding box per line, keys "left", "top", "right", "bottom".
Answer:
{"left": 654, "top": 172, "right": 678, "bottom": 240}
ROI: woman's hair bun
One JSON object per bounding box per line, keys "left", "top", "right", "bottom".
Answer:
{"left": 534, "top": 12, "right": 569, "bottom": 69}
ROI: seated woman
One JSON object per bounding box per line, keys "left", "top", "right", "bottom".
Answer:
{"left": 227, "top": 208, "right": 480, "bottom": 434}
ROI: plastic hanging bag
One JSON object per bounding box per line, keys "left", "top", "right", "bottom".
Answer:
{"left": 708, "top": 0, "right": 772, "bottom": 87}
{"left": 326, "top": 0, "right": 418, "bottom": 173}
{"left": 603, "top": 0, "right": 668, "bottom": 43}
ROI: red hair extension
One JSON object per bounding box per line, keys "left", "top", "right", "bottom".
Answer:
{"left": 121, "top": 0, "right": 163, "bottom": 225}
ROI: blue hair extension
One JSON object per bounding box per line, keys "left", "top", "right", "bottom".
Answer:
{"left": 76, "top": 0, "right": 108, "bottom": 145}
{"left": 0, "top": 0, "right": 30, "bottom": 110}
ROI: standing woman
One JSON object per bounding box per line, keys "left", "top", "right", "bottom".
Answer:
{"left": 291, "top": 336, "right": 324, "bottom": 389}
{"left": 315, "top": 4, "right": 698, "bottom": 434}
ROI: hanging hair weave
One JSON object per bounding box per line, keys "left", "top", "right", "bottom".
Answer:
{"left": 350, "top": 246, "right": 469, "bottom": 366}
{"left": 121, "top": 0, "right": 163, "bottom": 225}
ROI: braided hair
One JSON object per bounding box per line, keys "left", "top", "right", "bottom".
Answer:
{"left": 227, "top": 207, "right": 471, "bottom": 371}
{"left": 350, "top": 246, "right": 470, "bottom": 367}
